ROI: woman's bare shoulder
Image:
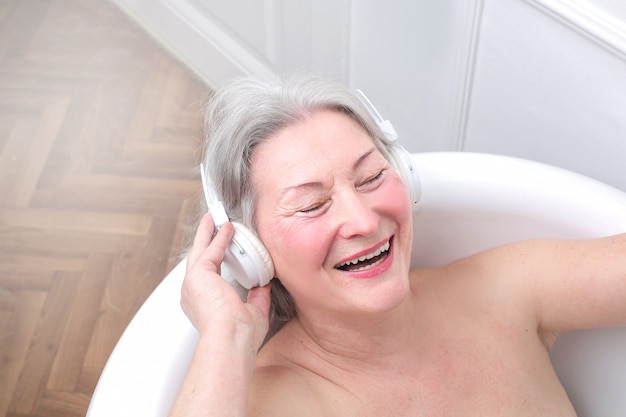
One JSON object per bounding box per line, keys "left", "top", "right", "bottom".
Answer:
{"left": 411, "top": 235, "right": 626, "bottom": 338}
{"left": 408, "top": 240, "right": 539, "bottom": 321}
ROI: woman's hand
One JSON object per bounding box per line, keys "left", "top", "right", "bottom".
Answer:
{"left": 170, "top": 213, "right": 272, "bottom": 417}
{"left": 181, "top": 213, "right": 271, "bottom": 350}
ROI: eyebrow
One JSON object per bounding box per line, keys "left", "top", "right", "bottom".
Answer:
{"left": 279, "top": 147, "right": 378, "bottom": 196}
{"left": 353, "top": 147, "right": 376, "bottom": 170}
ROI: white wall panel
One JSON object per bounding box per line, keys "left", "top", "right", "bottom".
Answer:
{"left": 273, "top": 0, "right": 351, "bottom": 82}
{"left": 190, "top": 0, "right": 268, "bottom": 59}
{"left": 111, "top": 0, "right": 350, "bottom": 87}
{"left": 349, "top": 1, "right": 483, "bottom": 152}
{"left": 111, "top": 0, "right": 626, "bottom": 191}
{"left": 110, "top": 0, "right": 276, "bottom": 87}
{"left": 464, "top": 0, "right": 626, "bottom": 191}
{"left": 111, "top": 0, "right": 480, "bottom": 153}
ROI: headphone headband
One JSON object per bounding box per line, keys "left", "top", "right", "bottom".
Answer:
{"left": 355, "top": 89, "right": 421, "bottom": 210}
{"left": 355, "top": 89, "right": 399, "bottom": 141}
{"left": 200, "top": 163, "right": 229, "bottom": 227}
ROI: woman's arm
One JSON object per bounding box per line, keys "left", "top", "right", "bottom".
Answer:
{"left": 481, "top": 233, "right": 626, "bottom": 338}
{"left": 529, "top": 233, "right": 626, "bottom": 333}
{"left": 168, "top": 318, "right": 263, "bottom": 417}
{"left": 168, "top": 214, "right": 271, "bottom": 417}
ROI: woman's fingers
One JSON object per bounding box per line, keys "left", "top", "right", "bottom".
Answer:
{"left": 187, "top": 213, "right": 215, "bottom": 267}
{"left": 247, "top": 284, "right": 272, "bottom": 348}
{"left": 196, "top": 221, "right": 234, "bottom": 272}
{"left": 180, "top": 220, "right": 234, "bottom": 330}
{"left": 183, "top": 214, "right": 270, "bottom": 339}
{"left": 187, "top": 213, "right": 235, "bottom": 271}
{"left": 247, "top": 285, "right": 271, "bottom": 319}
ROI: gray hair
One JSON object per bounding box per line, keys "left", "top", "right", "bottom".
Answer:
{"left": 201, "top": 73, "right": 397, "bottom": 321}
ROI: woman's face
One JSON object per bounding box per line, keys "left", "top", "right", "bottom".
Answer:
{"left": 251, "top": 109, "right": 413, "bottom": 319}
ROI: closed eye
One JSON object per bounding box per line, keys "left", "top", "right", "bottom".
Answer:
{"left": 358, "top": 169, "right": 385, "bottom": 189}
{"left": 299, "top": 200, "right": 329, "bottom": 215}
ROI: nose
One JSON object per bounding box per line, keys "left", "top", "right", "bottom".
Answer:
{"left": 335, "top": 189, "right": 378, "bottom": 238}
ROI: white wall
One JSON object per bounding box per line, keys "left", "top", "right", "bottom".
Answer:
{"left": 348, "top": 1, "right": 482, "bottom": 152}
{"left": 190, "top": 1, "right": 267, "bottom": 59}
{"left": 109, "top": 0, "right": 475, "bottom": 153}
{"left": 111, "top": 0, "right": 626, "bottom": 191}
{"left": 109, "top": 0, "right": 351, "bottom": 86}
{"left": 463, "top": 0, "right": 626, "bottom": 191}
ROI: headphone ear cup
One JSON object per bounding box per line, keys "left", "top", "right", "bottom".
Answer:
{"left": 389, "top": 145, "right": 421, "bottom": 210}
{"left": 222, "top": 222, "right": 274, "bottom": 289}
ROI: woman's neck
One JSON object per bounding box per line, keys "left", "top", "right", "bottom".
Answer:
{"left": 288, "top": 294, "right": 419, "bottom": 367}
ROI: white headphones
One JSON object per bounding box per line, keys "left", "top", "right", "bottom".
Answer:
{"left": 200, "top": 90, "right": 421, "bottom": 289}
{"left": 200, "top": 164, "right": 274, "bottom": 289}
{"left": 355, "top": 90, "right": 421, "bottom": 209}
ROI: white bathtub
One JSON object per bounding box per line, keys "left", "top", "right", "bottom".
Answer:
{"left": 87, "top": 152, "right": 626, "bottom": 417}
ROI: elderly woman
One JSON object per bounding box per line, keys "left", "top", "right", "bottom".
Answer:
{"left": 169, "top": 73, "right": 626, "bottom": 416}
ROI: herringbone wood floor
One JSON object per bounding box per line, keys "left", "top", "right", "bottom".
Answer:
{"left": 0, "top": 1, "right": 208, "bottom": 416}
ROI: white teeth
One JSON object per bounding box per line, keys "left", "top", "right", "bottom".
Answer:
{"left": 338, "top": 241, "right": 390, "bottom": 269}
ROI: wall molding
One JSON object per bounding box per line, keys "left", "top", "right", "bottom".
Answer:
{"left": 453, "top": 0, "right": 486, "bottom": 151}
{"left": 523, "top": 0, "right": 626, "bottom": 61}
{"left": 110, "top": 0, "right": 277, "bottom": 88}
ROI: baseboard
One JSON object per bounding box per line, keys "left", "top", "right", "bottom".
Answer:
{"left": 110, "top": 0, "right": 277, "bottom": 88}
{"left": 524, "top": 0, "right": 626, "bottom": 60}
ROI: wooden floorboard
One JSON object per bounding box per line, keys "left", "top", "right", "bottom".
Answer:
{"left": 0, "top": 0, "right": 207, "bottom": 415}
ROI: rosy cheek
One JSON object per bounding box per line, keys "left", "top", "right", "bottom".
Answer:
{"left": 376, "top": 176, "right": 412, "bottom": 217}
{"left": 265, "top": 221, "right": 332, "bottom": 278}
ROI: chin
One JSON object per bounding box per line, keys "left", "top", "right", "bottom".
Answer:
{"left": 345, "top": 269, "right": 412, "bottom": 315}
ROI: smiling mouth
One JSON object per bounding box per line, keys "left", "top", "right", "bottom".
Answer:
{"left": 335, "top": 240, "right": 391, "bottom": 272}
